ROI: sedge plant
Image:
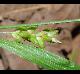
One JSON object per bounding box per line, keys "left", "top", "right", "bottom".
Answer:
{"left": 0, "top": 19, "right": 80, "bottom": 70}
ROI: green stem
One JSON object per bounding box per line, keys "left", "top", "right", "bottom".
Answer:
{"left": 0, "top": 19, "right": 80, "bottom": 29}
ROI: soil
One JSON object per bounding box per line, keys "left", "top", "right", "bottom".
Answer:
{"left": 0, "top": 4, "right": 80, "bottom": 70}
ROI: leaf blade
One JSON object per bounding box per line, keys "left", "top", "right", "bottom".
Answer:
{"left": 0, "top": 39, "right": 80, "bottom": 70}
{"left": 0, "top": 19, "right": 80, "bottom": 29}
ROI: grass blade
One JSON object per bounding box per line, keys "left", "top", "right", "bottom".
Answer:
{"left": 0, "top": 39, "right": 80, "bottom": 70}
{"left": 0, "top": 19, "right": 80, "bottom": 29}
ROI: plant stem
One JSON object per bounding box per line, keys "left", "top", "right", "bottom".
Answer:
{"left": 0, "top": 19, "right": 80, "bottom": 29}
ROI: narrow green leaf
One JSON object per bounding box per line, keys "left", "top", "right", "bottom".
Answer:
{"left": 0, "top": 19, "right": 80, "bottom": 29}
{"left": 0, "top": 39, "right": 80, "bottom": 70}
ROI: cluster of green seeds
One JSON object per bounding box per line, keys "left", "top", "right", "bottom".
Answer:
{"left": 12, "top": 28, "right": 61, "bottom": 48}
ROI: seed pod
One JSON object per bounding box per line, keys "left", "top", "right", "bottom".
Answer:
{"left": 52, "top": 38, "right": 62, "bottom": 43}
{"left": 29, "top": 34, "right": 38, "bottom": 45}
{"left": 12, "top": 31, "right": 23, "bottom": 42}
{"left": 47, "top": 31, "right": 58, "bottom": 38}
{"left": 36, "top": 36, "right": 45, "bottom": 48}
